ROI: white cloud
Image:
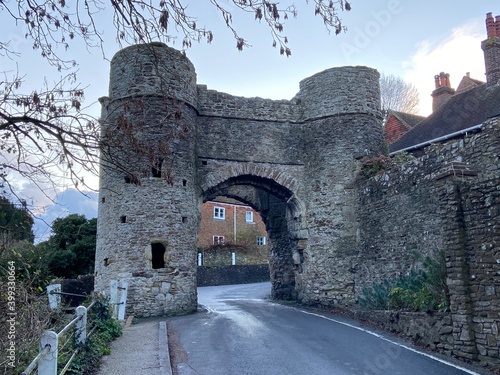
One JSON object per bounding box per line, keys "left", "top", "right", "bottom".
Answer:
{"left": 33, "top": 189, "right": 98, "bottom": 243}
{"left": 403, "top": 21, "right": 485, "bottom": 116}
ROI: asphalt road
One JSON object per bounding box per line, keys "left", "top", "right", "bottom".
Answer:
{"left": 167, "top": 282, "right": 492, "bottom": 375}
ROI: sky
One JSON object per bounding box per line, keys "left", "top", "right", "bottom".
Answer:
{"left": 1, "top": 1, "right": 497, "bottom": 241}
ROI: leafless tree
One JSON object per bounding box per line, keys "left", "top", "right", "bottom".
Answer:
{"left": 1, "top": 0, "right": 351, "bottom": 206}
{"left": 380, "top": 73, "right": 420, "bottom": 115}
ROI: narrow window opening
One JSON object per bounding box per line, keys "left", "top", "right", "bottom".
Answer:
{"left": 182, "top": 179, "right": 187, "bottom": 187}
{"left": 103, "top": 258, "right": 109, "bottom": 267}
{"left": 151, "top": 243, "right": 166, "bottom": 269}
{"left": 124, "top": 175, "right": 140, "bottom": 185}
{"left": 152, "top": 159, "right": 163, "bottom": 178}
{"left": 120, "top": 216, "right": 127, "bottom": 223}
{"left": 182, "top": 216, "right": 187, "bottom": 223}
{"left": 101, "top": 197, "right": 105, "bottom": 203}
{"left": 246, "top": 211, "right": 254, "bottom": 223}
{"left": 201, "top": 160, "right": 208, "bottom": 166}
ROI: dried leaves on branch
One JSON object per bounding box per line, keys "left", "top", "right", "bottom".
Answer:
{"left": 1, "top": 0, "right": 351, "bottom": 204}
{"left": 109, "top": 0, "right": 351, "bottom": 56}
{"left": 0, "top": 73, "right": 99, "bottom": 203}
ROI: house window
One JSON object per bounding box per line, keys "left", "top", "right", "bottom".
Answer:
{"left": 257, "top": 236, "right": 266, "bottom": 245}
{"left": 213, "top": 207, "right": 225, "bottom": 220}
{"left": 213, "top": 236, "right": 224, "bottom": 245}
{"left": 246, "top": 211, "right": 253, "bottom": 223}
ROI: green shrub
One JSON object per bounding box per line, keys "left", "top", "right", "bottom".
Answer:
{"left": 67, "top": 299, "right": 122, "bottom": 374}
{"left": 358, "top": 251, "right": 450, "bottom": 312}
{"left": 358, "top": 279, "right": 393, "bottom": 309}
{"left": 392, "top": 151, "right": 415, "bottom": 165}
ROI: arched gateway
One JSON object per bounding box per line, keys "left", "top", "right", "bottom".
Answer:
{"left": 94, "top": 43, "right": 385, "bottom": 317}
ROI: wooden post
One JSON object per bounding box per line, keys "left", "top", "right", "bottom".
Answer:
{"left": 110, "top": 280, "right": 118, "bottom": 318}
{"left": 117, "top": 281, "right": 128, "bottom": 321}
{"left": 75, "top": 306, "right": 87, "bottom": 344}
{"left": 38, "top": 331, "right": 58, "bottom": 375}
{"left": 46, "top": 284, "right": 61, "bottom": 310}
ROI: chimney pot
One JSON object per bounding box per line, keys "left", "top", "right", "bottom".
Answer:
{"left": 431, "top": 73, "right": 455, "bottom": 112}
{"left": 446, "top": 74, "right": 451, "bottom": 87}
{"left": 466, "top": 72, "right": 470, "bottom": 78}
{"left": 482, "top": 12, "right": 500, "bottom": 86}
{"left": 434, "top": 74, "right": 441, "bottom": 88}
{"left": 486, "top": 12, "right": 496, "bottom": 38}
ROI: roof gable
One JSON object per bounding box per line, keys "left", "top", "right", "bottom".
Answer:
{"left": 456, "top": 75, "right": 485, "bottom": 94}
{"left": 384, "top": 110, "right": 425, "bottom": 144}
{"left": 391, "top": 110, "right": 425, "bottom": 128}
{"left": 391, "top": 83, "right": 500, "bottom": 152}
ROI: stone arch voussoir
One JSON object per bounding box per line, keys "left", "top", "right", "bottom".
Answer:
{"left": 200, "top": 162, "right": 299, "bottom": 196}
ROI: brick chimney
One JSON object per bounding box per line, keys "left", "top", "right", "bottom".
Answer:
{"left": 431, "top": 72, "right": 455, "bottom": 112}
{"left": 481, "top": 12, "right": 500, "bottom": 86}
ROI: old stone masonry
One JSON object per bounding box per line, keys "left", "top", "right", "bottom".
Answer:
{"left": 96, "top": 42, "right": 384, "bottom": 314}
{"left": 95, "top": 43, "right": 499, "bottom": 367}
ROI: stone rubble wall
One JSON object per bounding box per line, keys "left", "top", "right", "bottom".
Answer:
{"left": 353, "top": 310, "right": 454, "bottom": 353}
{"left": 97, "top": 42, "right": 384, "bottom": 318}
{"left": 96, "top": 42, "right": 499, "bottom": 368}
{"left": 197, "top": 85, "right": 299, "bottom": 121}
{"left": 293, "top": 66, "right": 381, "bottom": 121}
{"left": 109, "top": 42, "right": 198, "bottom": 106}
{"left": 197, "top": 265, "right": 270, "bottom": 287}
{"left": 356, "top": 119, "right": 500, "bottom": 368}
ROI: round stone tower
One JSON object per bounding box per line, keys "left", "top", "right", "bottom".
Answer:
{"left": 292, "top": 66, "right": 384, "bottom": 306}
{"left": 95, "top": 43, "right": 199, "bottom": 316}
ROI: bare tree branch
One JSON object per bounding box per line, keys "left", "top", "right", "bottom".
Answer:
{"left": 380, "top": 73, "right": 420, "bottom": 115}
{"left": 0, "top": 0, "right": 351, "bottom": 208}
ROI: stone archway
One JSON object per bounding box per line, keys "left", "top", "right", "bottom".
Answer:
{"left": 201, "top": 174, "right": 308, "bottom": 301}
{"left": 94, "top": 42, "right": 384, "bottom": 317}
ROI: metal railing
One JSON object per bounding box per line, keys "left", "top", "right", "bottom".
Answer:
{"left": 21, "top": 302, "right": 95, "bottom": 375}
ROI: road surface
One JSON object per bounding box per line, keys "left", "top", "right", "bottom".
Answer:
{"left": 167, "top": 282, "right": 492, "bottom": 375}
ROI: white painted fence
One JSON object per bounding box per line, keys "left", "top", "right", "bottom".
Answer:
{"left": 21, "top": 303, "right": 93, "bottom": 375}
{"left": 22, "top": 280, "right": 127, "bottom": 374}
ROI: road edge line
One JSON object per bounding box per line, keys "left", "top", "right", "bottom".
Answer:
{"left": 295, "top": 308, "right": 482, "bottom": 375}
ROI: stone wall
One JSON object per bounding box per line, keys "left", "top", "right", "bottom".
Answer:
{"left": 197, "top": 86, "right": 298, "bottom": 121}
{"left": 197, "top": 265, "right": 270, "bottom": 287}
{"left": 356, "top": 119, "right": 500, "bottom": 368}
{"left": 353, "top": 310, "right": 454, "bottom": 352}
{"left": 201, "top": 247, "right": 267, "bottom": 266}
{"left": 96, "top": 42, "right": 384, "bottom": 318}
{"left": 53, "top": 275, "right": 94, "bottom": 307}
{"left": 96, "top": 44, "right": 200, "bottom": 317}
{"left": 95, "top": 42, "right": 499, "bottom": 368}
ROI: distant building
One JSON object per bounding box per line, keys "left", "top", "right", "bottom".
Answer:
{"left": 390, "top": 12, "right": 500, "bottom": 154}
{"left": 384, "top": 110, "right": 425, "bottom": 144}
{"left": 197, "top": 197, "right": 268, "bottom": 253}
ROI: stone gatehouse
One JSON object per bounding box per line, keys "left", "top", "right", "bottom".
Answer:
{"left": 95, "top": 41, "right": 384, "bottom": 314}
{"left": 94, "top": 42, "right": 499, "bottom": 367}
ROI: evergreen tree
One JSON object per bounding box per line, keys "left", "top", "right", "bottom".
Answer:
{"left": 0, "top": 196, "right": 34, "bottom": 254}
{"left": 40, "top": 214, "right": 97, "bottom": 278}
